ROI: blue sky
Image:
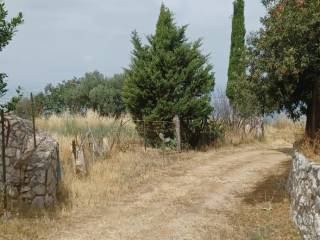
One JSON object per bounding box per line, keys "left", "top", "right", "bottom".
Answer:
{"left": 0, "top": 0, "right": 265, "bottom": 96}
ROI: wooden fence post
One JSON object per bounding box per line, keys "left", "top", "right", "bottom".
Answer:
{"left": 72, "top": 140, "right": 77, "bottom": 160}
{"left": 1, "top": 110, "right": 7, "bottom": 211}
{"left": 72, "top": 139, "right": 87, "bottom": 176}
{"left": 174, "top": 115, "right": 181, "bottom": 152}
{"left": 143, "top": 120, "right": 147, "bottom": 151}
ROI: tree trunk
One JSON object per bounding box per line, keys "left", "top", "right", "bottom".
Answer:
{"left": 306, "top": 79, "right": 320, "bottom": 139}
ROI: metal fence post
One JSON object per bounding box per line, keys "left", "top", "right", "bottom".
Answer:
{"left": 30, "top": 93, "right": 36, "bottom": 148}
{"left": 1, "top": 110, "right": 7, "bottom": 211}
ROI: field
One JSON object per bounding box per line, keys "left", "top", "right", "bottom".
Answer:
{"left": 0, "top": 113, "right": 303, "bottom": 240}
{"left": 35, "top": 111, "right": 182, "bottom": 208}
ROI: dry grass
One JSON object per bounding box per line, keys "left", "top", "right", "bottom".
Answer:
{"left": 266, "top": 116, "right": 320, "bottom": 162}
{"left": 0, "top": 112, "right": 182, "bottom": 240}
{"left": 222, "top": 128, "right": 259, "bottom": 147}
{"left": 295, "top": 134, "right": 320, "bottom": 162}
{"left": 36, "top": 111, "right": 137, "bottom": 140}
{"left": 265, "top": 117, "right": 304, "bottom": 144}
{"left": 220, "top": 117, "right": 303, "bottom": 240}
{"left": 227, "top": 161, "right": 300, "bottom": 240}
{"left": 39, "top": 112, "right": 183, "bottom": 209}
{"left": 0, "top": 114, "right": 304, "bottom": 239}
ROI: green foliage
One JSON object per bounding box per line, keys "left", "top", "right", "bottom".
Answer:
{"left": 246, "top": 0, "right": 320, "bottom": 137}
{"left": 14, "top": 97, "right": 32, "bottom": 119}
{"left": 229, "top": 43, "right": 278, "bottom": 119}
{"left": 76, "top": 71, "right": 105, "bottom": 110}
{"left": 5, "top": 86, "right": 23, "bottom": 112}
{"left": 123, "top": 4, "right": 215, "bottom": 147}
{"left": 233, "top": 33, "right": 279, "bottom": 118}
{"left": 13, "top": 92, "right": 45, "bottom": 119}
{"left": 36, "top": 71, "right": 125, "bottom": 117}
{"left": 0, "top": 3, "right": 23, "bottom": 98}
{"left": 89, "top": 74, "right": 125, "bottom": 118}
{"left": 226, "top": 0, "right": 246, "bottom": 105}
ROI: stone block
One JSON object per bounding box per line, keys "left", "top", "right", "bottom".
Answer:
{"left": 289, "top": 151, "right": 320, "bottom": 239}
{"left": 32, "top": 184, "right": 46, "bottom": 196}
{"left": 0, "top": 114, "right": 61, "bottom": 209}
{"left": 8, "top": 187, "right": 18, "bottom": 199}
{"left": 21, "top": 186, "right": 31, "bottom": 193}
{"left": 21, "top": 191, "right": 34, "bottom": 200}
{"left": 31, "top": 196, "right": 45, "bottom": 208}
{"left": 45, "top": 194, "right": 55, "bottom": 207}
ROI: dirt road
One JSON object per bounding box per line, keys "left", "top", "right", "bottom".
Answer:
{"left": 49, "top": 142, "right": 292, "bottom": 240}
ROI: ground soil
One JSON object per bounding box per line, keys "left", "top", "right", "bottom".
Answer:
{"left": 43, "top": 141, "right": 298, "bottom": 240}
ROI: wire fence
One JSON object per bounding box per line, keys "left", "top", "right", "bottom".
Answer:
{"left": 0, "top": 90, "right": 265, "bottom": 210}
{"left": 1, "top": 89, "right": 262, "bottom": 163}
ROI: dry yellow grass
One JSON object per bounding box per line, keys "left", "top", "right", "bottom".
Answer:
{"left": 35, "top": 111, "right": 182, "bottom": 208}
{"left": 37, "top": 111, "right": 134, "bottom": 131}
{"left": 265, "top": 117, "right": 305, "bottom": 144}
{"left": 223, "top": 117, "right": 303, "bottom": 240}
{"left": 222, "top": 128, "right": 259, "bottom": 147}
{"left": 227, "top": 161, "right": 299, "bottom": 240}
{"left": 0, "top": 112, "right": 183, "bottom": 239}
{"left": 298, "top": 137, "right": 320, "bottom": 162}
{"left": 0, "top": 114, "right": 304, "bottom": 239}
{"left": 266, "top": 116, "right": 320, "bottom": 162}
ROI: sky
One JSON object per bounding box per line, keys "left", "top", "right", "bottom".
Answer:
{"left": 0, "top": 0, "right": 265, "bottom": 97}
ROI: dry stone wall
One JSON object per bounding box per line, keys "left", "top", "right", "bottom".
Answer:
{"left": 288, "top": 151, "right": 320, "bottom": 240}
{"left": 0, "top": 114, "right": 61, "bottom": 208}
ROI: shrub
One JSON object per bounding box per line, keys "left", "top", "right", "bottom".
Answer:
{"left": 123, "top": 4, "right": 215, "bottom": 148}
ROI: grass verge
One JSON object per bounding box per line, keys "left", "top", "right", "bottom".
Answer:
{"left": 227, "top": 161, "right": 299, "bottom": 240}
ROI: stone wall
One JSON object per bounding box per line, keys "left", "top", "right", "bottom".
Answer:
{"left": 0, "top": 114, "right": 61, "bottom": 208}
{"left": 288, "top": 151, "right": 320, "bottom": 240}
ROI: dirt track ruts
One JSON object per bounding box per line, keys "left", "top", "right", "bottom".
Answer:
{"left": 49, "top": 143, "right": 292, "bottom": 240}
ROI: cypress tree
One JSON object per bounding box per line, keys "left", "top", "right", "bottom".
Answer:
{"left": 123, "top": 4, "right": 215, "bottom": 147}
{"left": 226, "top": 0, "right": 246, "bottom": 105}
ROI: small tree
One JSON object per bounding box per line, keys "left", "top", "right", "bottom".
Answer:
{"left": 123, "top": 4, "right": 215, "bottom": 147}
{"left": 89, "top": 74, "right": 125, "bottom": 118}
{"left": 232, "top": 33, "right": 278, "bottom": 119}
{"left": 6, "top": 86, "right": 23, "bottom": 112}
{"left": 0, "top": 3, "right": 23, "bottom": 97}
{"left": 76, "top": 71, "right": 105, "bottom": 110}
{"left": 247, "top": 0, "right": 320, "bottom": 139}
{"left": 226, "top": 0, "right": 246, "bottom": 105}
{"left": 37, "top": 72, "right": 126, "bottom": 117}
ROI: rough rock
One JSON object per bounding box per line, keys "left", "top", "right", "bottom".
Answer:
{"left": 0, "top": 113, "right": 61, "bottom": 208}
{"left": 288, "top": 151, "right": 320, "bottom": 239}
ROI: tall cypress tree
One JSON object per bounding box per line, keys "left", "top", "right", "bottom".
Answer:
{"left": 123, "top": 4, "right": 215, "bottom": 147}
{"left": 226, "top": 0, "right": 246, "bottom": 105}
